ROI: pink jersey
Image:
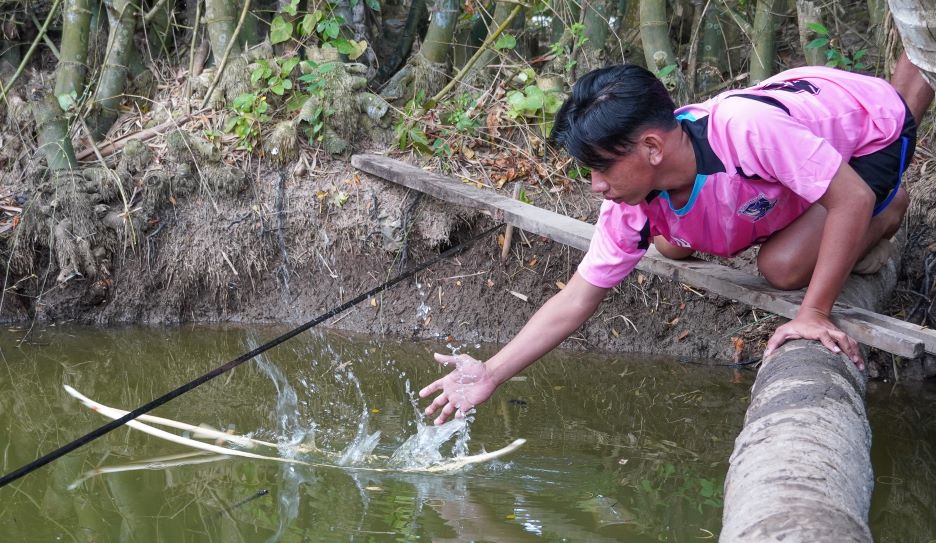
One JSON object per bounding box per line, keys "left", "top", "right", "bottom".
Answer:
{"left": 578, "top": 66, "right": 907, "bottom": 289}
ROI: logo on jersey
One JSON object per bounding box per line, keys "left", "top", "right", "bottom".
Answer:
{"left": 670, "top": 236, "right": 691, "bottom": 248}
{"left": 760, "top": 79, "right": 820, "bottom": 95}
{"left": 738, "top": 194, "right": 777, "bottom": 221}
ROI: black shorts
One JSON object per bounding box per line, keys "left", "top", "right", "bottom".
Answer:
{"left": 849, "top": 99, "right": 917, "bottom": 215}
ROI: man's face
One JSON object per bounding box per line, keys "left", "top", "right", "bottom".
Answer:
{"left": 589, "top": 150, "right": 655, "bottom": 205}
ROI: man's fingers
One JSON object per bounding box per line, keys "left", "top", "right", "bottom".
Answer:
{"left": 435, "top": 402, "right": 457, "bottom": 426}
{"left": 433, "top": 352, "right": 458, "bottom": 366}
{"left": 419, "top": 379, "right": 442, "bottom": 399}
{"left": 766, "top": 327, "right": 799, "bottom": 355}
{"left": 424, "top": 392, "right": 448, "bottom": 416}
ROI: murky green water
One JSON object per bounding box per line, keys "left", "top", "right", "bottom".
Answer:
{"left": 0, "top": 325, "right": 933, "bottom": 542}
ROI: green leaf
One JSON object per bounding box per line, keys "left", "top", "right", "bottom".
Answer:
{"left": 324, "top": 20, "right": 340, "bottom": 40}
{"left": 281, "top": 57, "right": 300, "bottom": 75}
{"left": 521, "top": 86, "right": 546, "bottom": 112}
{"left": 332, "top": 39, "right": 355, "bottom": 55}
{"left": 409, "top": 128, "right": 430, "bottom": 147}
{"left": 223, "top": 116, "right": 240, "bottom": 133}
{"left": 300, "top": 12, "right": 322, "bottom": 35}
{"left": 271, "top": 81, "right": 286, "bottom": 95}
{"left": 806, "top": 21, "right": 828, "bottom": 35}
{"left": 283, "top": 0, "right": 299, "bottom": 16}
{"left": 251, "top": 66, "right": 266, "bottom": 84}
{"left": 270, "top": 16, "right": 293, "bottom": 44}
{"left": 806, "top": 37, "right": 829, "bottom": 49}
{"left": 494, "top": 33, "right": 517, "bottom": 50}
{"left": 286, "top": 93, "right": 310, "bottom": 112}
{"left": 232, "top": 93, "right": 256, "bottom": 111}
{"left": 57, "top": 91, "right": 78, "bottom": 112}
{"left": 365, "top": 0, "right": 381, "bottom": 11}
{"left": 544, "top": 93, "right": 563, "bottom": 115}
{"left": 657, "top": 64, "right": 677, "bottom": 78}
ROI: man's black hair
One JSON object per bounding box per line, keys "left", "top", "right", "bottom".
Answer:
{"left": 550, "top": 64, "right": 677, "bottom": 170}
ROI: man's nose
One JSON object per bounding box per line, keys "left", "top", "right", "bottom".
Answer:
{"left": 590, "top": 172, "right": 608, "bottom": 193}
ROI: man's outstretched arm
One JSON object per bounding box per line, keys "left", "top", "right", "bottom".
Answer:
{"left": 420, "top": 272, "right": 610, "bottom": 425}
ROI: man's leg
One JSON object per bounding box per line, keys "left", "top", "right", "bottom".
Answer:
{"left": 654, "top": 236, "right": 694, "bottom": 260}
{"left": 892, "top": 52, "right": 934, "bottom": 124}
{"left": 756, "top": 187, "right": 909, "bottom": 290}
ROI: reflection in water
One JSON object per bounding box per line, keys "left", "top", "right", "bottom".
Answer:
{"left": 0, "top": 325, "right": 934, "bottom": 542}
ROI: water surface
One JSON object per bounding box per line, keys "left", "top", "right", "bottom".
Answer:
{"left": 0, "top": 325, "right": 933, "bottom": 542}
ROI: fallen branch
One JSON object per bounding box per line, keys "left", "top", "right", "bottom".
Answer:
{"left": 75, "top": 113, "right": 195, "bottom": 160}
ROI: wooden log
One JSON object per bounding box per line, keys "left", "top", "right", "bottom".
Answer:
{"left": 721, "top": 340, "right": 873, "bottom": 542}
{"left": 351, "top": 153, "right": 934, "bottom": 358}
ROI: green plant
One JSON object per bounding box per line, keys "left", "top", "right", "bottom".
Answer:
{"left": 805, "top": 23, "right": 867, "bottom": 71}
{"left": 296, "top": 60, "right": 340, "bottom": 142}
{"left": 224, "top": 93, "right": 269, "bottom": 151}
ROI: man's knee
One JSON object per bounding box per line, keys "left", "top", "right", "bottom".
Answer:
{"left": 654, "top": 236, "right": 694, "bottom": 260}
{"left": 757, "top": 249, "right": 811, "bottom": 290}
{"left": 877, "top": 187, "right": 909, "bottom": 239}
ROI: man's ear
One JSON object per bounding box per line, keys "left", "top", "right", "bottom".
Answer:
{"left": 642, "top": 132, "right": 665, "bottom": 166}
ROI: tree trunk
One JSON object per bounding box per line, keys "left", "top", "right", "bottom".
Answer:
{"left": 578, "top": 0, "right": 613, "bottom": 73}
{"left": 89, "top": 0, "right": 139, "bottom": 141}
{"left": 639, "top": 0, "right": 689, "bottom": 103}
{"left": 795, "top": 0, "right": 827, "bottom": 66}
{"left": 721, "top": 339, "right": 873, "bottom": 542}
{"left": 748, "top": 0, "right": 785, "bottom": 84}
{"left": 697, "top": 3, "right": 729, "bottom": 94}
{"left": 721, "top": 265, "right": 900, "bottom": 541}
{"left": 887, "top": 0, "right": 936, "bottom": 89}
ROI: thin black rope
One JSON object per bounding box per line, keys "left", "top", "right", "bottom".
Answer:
{"left": 0, "top": 223, "right": 504, "bottom": 489}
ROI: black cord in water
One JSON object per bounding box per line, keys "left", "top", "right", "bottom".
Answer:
{"left": 0, "top": 223, "right": 505, "bottom": 489}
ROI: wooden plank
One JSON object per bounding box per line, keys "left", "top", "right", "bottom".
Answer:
{"left": 352, "top": 153, "right": 928, "bottom": 358}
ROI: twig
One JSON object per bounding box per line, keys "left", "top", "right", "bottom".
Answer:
{"left": 30, "top": 12, "right": 61, "bottom": 60}
{"left": 200, "top": 0, "right": 252, "bottom": 110}
{"left": 75, "top": 113, "right": 195, "bottom": 160}
{"left": 183, "top": 0, "right": 202, "bottom": 115}
{"left": 501, "top": 183, "right": 521, "bottom": 262}
{"left": 0, "top": 0, "right": 62, "bottom": 103}
{"left": 143, "top": 0, "right": 170, "bottom": 23}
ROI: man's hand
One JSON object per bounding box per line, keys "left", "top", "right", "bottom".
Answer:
{"left": 765, "top": 308, "right": 864, "bottom": 370}
{"left": 419, "top": 353, "right": 499, "bottom": 426}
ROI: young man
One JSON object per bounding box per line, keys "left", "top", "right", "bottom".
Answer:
{"left": 420, "top": 60, "right": 933, "bottom": 426}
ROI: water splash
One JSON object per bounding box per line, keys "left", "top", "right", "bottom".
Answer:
{"left": 335, "top": 363, "right": 382, "bottom": 466}
{"left": 388, "top": 418, "right": 469, "bottom": 469}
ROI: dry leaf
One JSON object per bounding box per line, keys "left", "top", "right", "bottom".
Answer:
{"left": 669, "top": 317, "right": 679, "bottom": 326}
{"left": 509, "top": 290, "right": 529, "bottom": 302}
{"left": 612, "top": 328, "right": 620, "bottom": 337}
{"left": 637, "top": 273, "right": 646, "bottom": 285}
{"left": 487, "top": 278, "right": 495, "bottom": 287}
{"left": 528, "top": 256, "right": 538, "bottom": 267}
{"left": 556, "top": 281, "right": 566, "bottom": 290}
{"left": 370, "top": 298, "right": 378, "bottom": 307}
{"left": 677, "top": 330, "right": 689, "bottom": 341}
{"left": 497, "top": 233, "right": 506, "bottom": 248}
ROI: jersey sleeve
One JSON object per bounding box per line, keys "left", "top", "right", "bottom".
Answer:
{"left": 715, "top": 99, "right": 843, "bottom": 203}
{"left": 577, "top": 200, "right": 649, "bottom": 288}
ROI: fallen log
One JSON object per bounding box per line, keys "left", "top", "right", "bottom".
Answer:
{"left": 721, "top": 340, "right": 873, "bottom": 542}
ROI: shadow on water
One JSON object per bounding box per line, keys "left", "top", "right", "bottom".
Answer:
{"left": 0, "top": 324, "right": 933, "bottom": 542}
